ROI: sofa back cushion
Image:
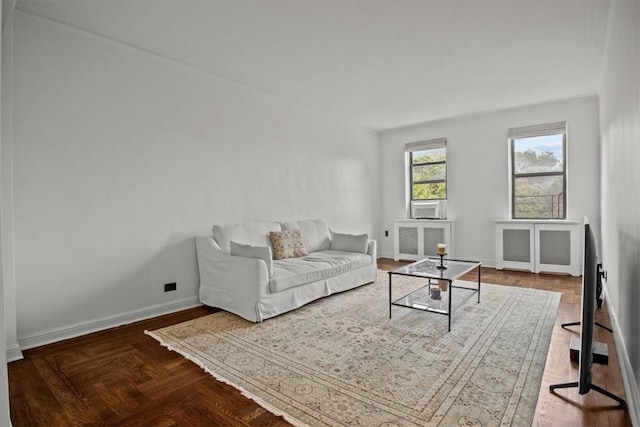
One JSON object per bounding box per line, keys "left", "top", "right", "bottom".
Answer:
{"left": 280, "top": 219, "right": 331, "bottom": 253}
{"left": 213, "top": 222, "right": 281, "bottom": 254}
{"left": 330, "top": 232, "right": 369, "bottom": 254}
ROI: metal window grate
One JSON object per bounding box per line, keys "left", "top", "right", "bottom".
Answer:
{"left": 399, "top": 227, "right": 418, "bottom": 255}
{"left": 503, "top": 229, "right": 531, "bottom": 263}
{"left": 423, "top": 227, "right": 445, "bottom": 256}
{"left": 539, "top": 230, "right": 571, "bottom": 265}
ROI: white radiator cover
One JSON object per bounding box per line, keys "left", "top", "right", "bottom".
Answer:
{"left": 394, "top": 219, "right": 453, "bottom": 261}
{"left": 495, "top": 220, "right": 581, "bottom": 276}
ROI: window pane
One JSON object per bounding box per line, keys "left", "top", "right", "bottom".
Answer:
{"left": 412, "top": 183, "right": 446, "bottom": 200}
{"left": 513, "top": 175, "right": 564, "bottom": 219}
{"left": 513, "top": 134, "right": 564, "bottom": 174}
{"left": 412, "top": 148, "right": 446, "bottom": 164}
{"left": 412, "top": 164, "right": 446, "bottom": 182}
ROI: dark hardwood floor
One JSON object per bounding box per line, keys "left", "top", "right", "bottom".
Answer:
{"left": 8, "top": 259, "right": 632, "bottom": 426}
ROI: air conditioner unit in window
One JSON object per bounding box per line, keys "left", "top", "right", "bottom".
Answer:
{"left": 411, "top": 200, "right": 447, "bottom": 219}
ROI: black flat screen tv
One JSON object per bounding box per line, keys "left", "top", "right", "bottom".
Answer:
{"left": 550, "top": 221, "right": 625, "bottom": 406}
{"left": 578, "top": 221, "right": 597, "bottom": 394}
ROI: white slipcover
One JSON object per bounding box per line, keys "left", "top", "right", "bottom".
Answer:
{"left": 196, "top": 219, "right": 377, "bottom": 322}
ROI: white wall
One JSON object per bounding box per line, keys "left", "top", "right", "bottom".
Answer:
{"left": 10, "top": 11, "right": 379, "bottom": 344}
{"left": 599, "top": 0, "right": 640, "bottom": 421}
{"left": 378, "top": 97, "right": 600, "bottom": 263}
{"left": 0, "top": 1, "right": 11, "bottom": 424}
{"left": 1, "top": 2, "right": 18, "bottom": 364}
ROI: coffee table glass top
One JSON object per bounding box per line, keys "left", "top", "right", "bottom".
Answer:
{"left": 389, "top": 257, "right": 482, "bottom": 331}
{"left": 391, "top": 257, "right": 480, "bottom": 281}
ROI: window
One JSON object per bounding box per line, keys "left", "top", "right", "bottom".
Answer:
{"left": 509, "top": 122, "right": 567, "bottom": 219}
{"left": 406, "top": 138, "right": 447, "bottom": 201}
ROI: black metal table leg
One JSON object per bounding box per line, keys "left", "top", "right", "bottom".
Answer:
{"left": 477, "top": 265, "right": 481, "bottom": 303}
{"left": 388, "top": 272, "right": 392, "bottom": 319}
{"left": 448, "top": 279, "right": 452, "bottom": 332}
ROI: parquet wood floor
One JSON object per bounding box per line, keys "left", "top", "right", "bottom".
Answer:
{"left": 8, "top": 259, "right": 632, "bottom": 426}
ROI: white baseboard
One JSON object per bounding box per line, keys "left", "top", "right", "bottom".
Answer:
{"left": 6, "top": 343, "right": 23, "bottom": 362}
{"left": 603, "top": 286, "right": 640, "bottom": 426}
{"left": 15, "top": 297, "right": 201, "bottom": 353}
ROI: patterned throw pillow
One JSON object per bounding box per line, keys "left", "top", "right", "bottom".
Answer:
{"left": 269, "top": 229, "right": 308, "bottom": 260}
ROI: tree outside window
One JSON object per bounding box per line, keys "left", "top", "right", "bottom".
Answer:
{"left": 511, "top": 133, "right": 566, "bottom": 219}
{"left": 411, "top": 147, "right": 446, "bottom": 200}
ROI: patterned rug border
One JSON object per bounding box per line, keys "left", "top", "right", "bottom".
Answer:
{"left": 146, "top": 274, "right": 561, "bottom": 427}
{"left": 145, "top": 329, "right": 310, "bottom": 427}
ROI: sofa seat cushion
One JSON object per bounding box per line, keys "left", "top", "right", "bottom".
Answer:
{"left": 269, "top": 250, "right": 372, "bottom": 293}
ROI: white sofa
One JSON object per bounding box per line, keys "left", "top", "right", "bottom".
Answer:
{"left": 195, "top": 219, "right": 377, "bottom": 322}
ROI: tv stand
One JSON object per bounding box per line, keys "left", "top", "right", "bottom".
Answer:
{"left": 561, "top": 264, "right": 612, "bottom": 334}
{"left": 561, "top": 320, "right": 613, "bottom": 333}
{"left": 550, "top": 382, "right": 626, "bottom": 407}
{"left": 550, "top": 252, "right": 626, "bottom": 407}
{"left": 569, "top": 337, "right": 609, "bottom": 365}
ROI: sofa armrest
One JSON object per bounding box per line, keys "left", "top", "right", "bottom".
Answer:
{"left": 367, "top": 239, "right": 377, "bottom": 261}
{"left": 196, "top": 236, "right": 270, "bottom": 302}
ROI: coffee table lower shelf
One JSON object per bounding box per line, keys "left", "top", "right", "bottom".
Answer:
{"left": 388, "top": 258, "right": 481, "bottom": 332}
{"left": 390, "top": 282, "right": 480, "bottom": 331}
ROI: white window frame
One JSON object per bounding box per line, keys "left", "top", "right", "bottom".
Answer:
{"left": 405, "top": 137, "right": 447, "bottom": 196}
{"left": 508, "top": 121, "right": 567, "bottom": 220}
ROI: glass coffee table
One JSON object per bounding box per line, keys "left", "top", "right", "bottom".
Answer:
{"left": 388, "top": 257, "right": 482, "bottom": 332}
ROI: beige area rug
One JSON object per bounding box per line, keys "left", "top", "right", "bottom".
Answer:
{"left": 147, "top": 271, "right": 561, "bottom": 427}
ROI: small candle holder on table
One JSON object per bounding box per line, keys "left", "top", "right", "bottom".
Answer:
{"left": 436, "top": 253, "right": 448, "bottom": 270}
{"left": 436, "top": 244, "right": 448, "bottom": 269}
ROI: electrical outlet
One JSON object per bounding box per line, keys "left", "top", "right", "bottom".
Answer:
{"left": 385, "top": 230, "right": 389, "bottom": 237}
{"left": 164, "top": 282, "right": 177, "bottom": 292}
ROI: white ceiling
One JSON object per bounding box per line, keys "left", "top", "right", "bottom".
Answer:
{"left": 15, "top": 0, "right": 610, "bottom": 131}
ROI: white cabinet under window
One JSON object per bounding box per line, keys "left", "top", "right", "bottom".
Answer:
{"left": 394, "top": 219, "right": 453, "bottom": 261}
{"left": 495, "top": 220, "right": 581, "bottom": 276}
